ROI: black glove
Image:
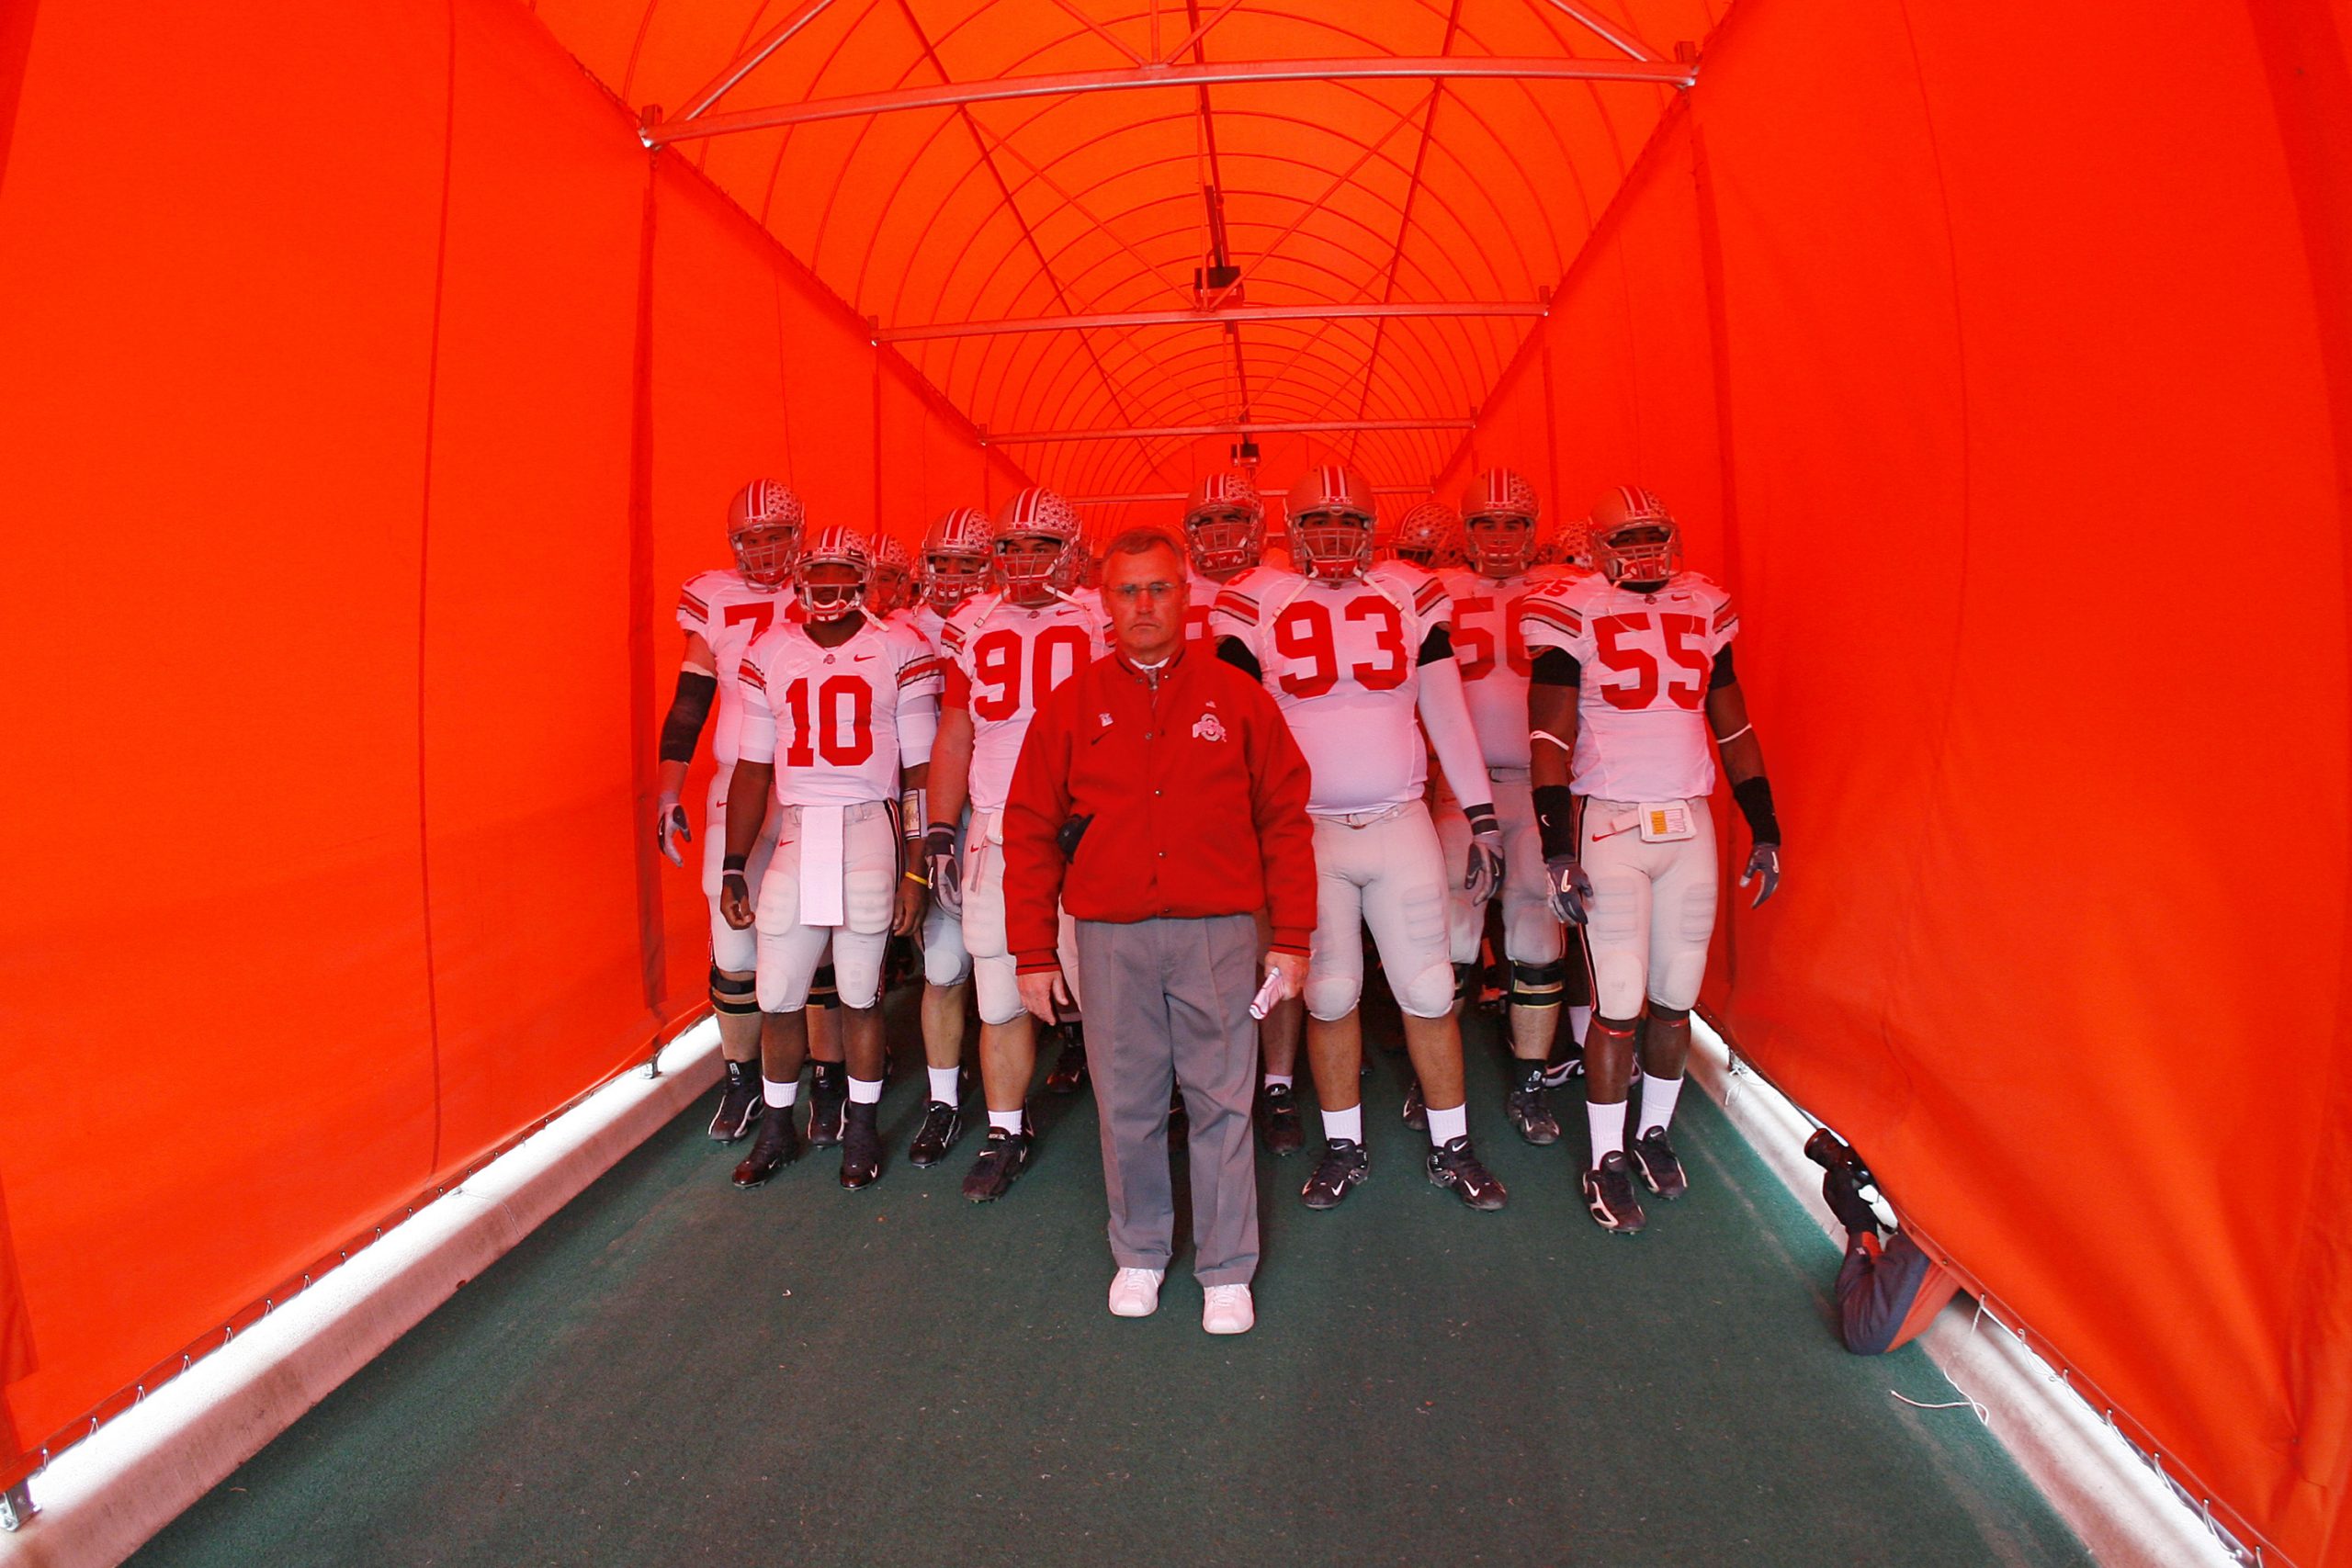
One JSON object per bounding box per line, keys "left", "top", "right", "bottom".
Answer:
{"left": 1462, "top": 802, "right": 1505, "bottom": 903}
{"left": 923, "top": 823, "right": 962, "bottom": 915}
{"left": 1823, "top": 1162, "right": 1883, "bottom": 1236}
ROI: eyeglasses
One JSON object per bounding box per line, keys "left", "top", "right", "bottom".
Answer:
{"left": 1106, "top": 581, "right": 1181, "bottom": 603}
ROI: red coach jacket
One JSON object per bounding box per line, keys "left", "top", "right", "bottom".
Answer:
{"left": 1003, "top": 640, "right": 1316, "bottom": 973}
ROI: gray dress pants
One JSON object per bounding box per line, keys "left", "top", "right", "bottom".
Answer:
{"left": 1072, "top": 913, "right": 1261, "bottom": 1286}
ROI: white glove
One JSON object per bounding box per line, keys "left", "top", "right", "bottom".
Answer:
{"left": 1463, "top": 802, "right": 1505, "bottom": 905}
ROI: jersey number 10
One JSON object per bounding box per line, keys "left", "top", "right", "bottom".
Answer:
{"left": 778, "top": 674, "right": 875, "bottom": 767}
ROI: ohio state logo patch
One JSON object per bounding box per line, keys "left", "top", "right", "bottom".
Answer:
{"left": 1191, "top": 711, "right": 1227, "bottom": 743}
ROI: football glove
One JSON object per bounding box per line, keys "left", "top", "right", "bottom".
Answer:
{"left": 923, "top": 823, "right": 963, "bottom": 914}
{"left": 1822, "top": 1161, "right": 1883, "bottom": 1236}
{"left": 1463, "top": 802, "right": 1505, "bottom": 905}
{"left": 1740, "top": 842, "right": 1781, "bottom": 908}
{"left": 656, "top": 792, "right": 691, "bottom": 867}
{"left": 1545, "top": 855, "right": 1593, "bottom": 926}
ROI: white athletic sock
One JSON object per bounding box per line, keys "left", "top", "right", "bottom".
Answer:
{"left": 1587, "top": 1100, "right": 1627, "bottom": 1168}
{"left": 989, "top": 1109, "right": 1024, "bottom": 1134}
{"left": 1426, "top": 1101, "right": 1468, "bottom": 1146}
{"left": 1637, "top": 1072, "right": 1685, "bottom": 1137}
{"left": 1322, "top": 1105, "right": 1363, "bottom": 1145}
{"left": 1568, "top": 1005, "right": 1593, "bottom": 1046}
{"left": 1263, "top": 1073, "right": 1295, "bottom": 1092}
{"left": 927, "top": 1066, "right": 960, "bottom": 1104}
{"left": 847, "top": 1076, "right": 884, "bottom": 1105}
{"left": 763, "top": 1077, "right": 799, "bottom": 1110}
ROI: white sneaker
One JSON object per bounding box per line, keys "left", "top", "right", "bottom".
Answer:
{"left": 1201, "top": 1282, "right": 1254, "bottom": 1336}
{"left": 1108, "top": 1267, "right": 1164, "bottom": 1317}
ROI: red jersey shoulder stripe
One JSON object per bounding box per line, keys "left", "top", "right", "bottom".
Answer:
{"left": 1213, "top": 589, "right": 1260, "bottom": 626}
{"left": 1412, "top": 577, "right": 1446, "bottom": 615}
{"left": 1521, "top": 601, "right": 1582, "bottom": 635}
{"left": 899, "top": 657, "right": 945, "bottom": 685}
{"left": 738, "top": 662, "right": 768, "bottom": 692}
{"left": 678, "top": 590, "right": 709, "bottom": 619}
{"left": 1712, "top": 603, "right": 1738, "bottom": 631}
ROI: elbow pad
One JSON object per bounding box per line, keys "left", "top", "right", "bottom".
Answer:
{"left": 659, "top": 670, "right": 718, "bottom": 762}
{"left": 1533, "top": 784, "right": 1578, "bottom": 861}
{"left": 1216, "top": 637, "right": 1261, "bottom": 680}
{"left": 1732, "top": 776, "right": 1781, "bottom": 847}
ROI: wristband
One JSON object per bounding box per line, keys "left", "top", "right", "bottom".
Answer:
{"left": 722, "top": 852, "right": 748, "bottom": 874}
{"left": 904, "top": 870, "right": 930, "bottom": 886}
{"left": 1532, "top": 784, "right": 1578, "bottom": 861}
{"left": 658, "top": 790, "right": 682, "bottom": 813}
{"left": 1464, "top": 801, "right": 1499, "bottom": 834}
{"left": 900, "top": 786, "right": 926, "bottom": 837}
{"left": 1731, "top": 776, "right": 1781, "bottom": 847}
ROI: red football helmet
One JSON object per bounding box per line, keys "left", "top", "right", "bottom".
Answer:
{"left": 920, "top": 506, "right": 994, "bottom": 613}
{"left": 869, "top": 533, "right": 914, "bottom": 613}
{"left": 1588, "top": 486, "right": 1680, "bottom": 586}
{"left": 1285, "top": 465, "right": 1378, "bottom": 581}
{"left": 1183, "top": 469, "right": 1265, "bottom": 577}
{"left": 727, "top": 479, "right": 805, "bottom": 588}
{"left": 1462, "top": 468, "right": 1540, "bottom": 577}
{"left": 794, "top": 524, "right": 872, "bottom": 622}
{"left": 992, "top": 487, "right": 1080, "bottom": 599}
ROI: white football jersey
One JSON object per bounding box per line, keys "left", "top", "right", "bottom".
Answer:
{"left": 1182, "top": 569, "right": 1231, "bottom": 644}
{"left": 677, "top": 569, "right": 793, "bottom": 769}
{"left": 909, "top": 602, "right": 953, "bottom": 648}
{"left": 938, "top": 592, "right": 1106, "bottom": 813}
{"left": 1438, "top": 567, "right": 1538, "bottom": 771}
{"left": 737, "top": 614, "right": 944, "bottom": 806}
{"left": 1212, "top": 561, "right": 1452, "bottom": 817}
{"left": 1519, "top": 570, "right": 1738, "bottom": 801}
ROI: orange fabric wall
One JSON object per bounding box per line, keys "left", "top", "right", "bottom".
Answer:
{"left": 1458, "top": 3, "right": 2352, "bottom": 1562}
{"left": 0, "top": 0, "right": 1007, "bottom": 1485}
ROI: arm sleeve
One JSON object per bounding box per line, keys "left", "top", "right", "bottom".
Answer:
{"left": 736, "top": 659, "right": 778, "bottom": 765}
{"left": 1416, "top": 655, "right": 1493, "bottom": 810}
{"left": 1532, "top": 647, "right": 1581, "bottom": 687}
{"left": 1001, "top": 685, "right": 1075, "bottom": 970}
{"left": 1217, "top": 637, "right": 1262, "bottom": 680}
{"left": 659, "top": 669, "right": 718, "bottom": 762}
{"left": 1241, "top": 684, "right": 1317, "bottom": 955}
{"left": 1710, "top": 644, "right": 1736, "bottom": 691}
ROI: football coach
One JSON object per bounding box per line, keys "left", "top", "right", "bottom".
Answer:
{"left": 1003, "top": 525, "right": 1315, "bottom": 1336}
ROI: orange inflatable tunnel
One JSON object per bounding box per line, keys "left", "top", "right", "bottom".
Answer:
{"left": 1, "top": 2, "right": 2346, "bottom": 1563}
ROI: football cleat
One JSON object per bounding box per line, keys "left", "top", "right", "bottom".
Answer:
{"left": 1542, "top": 1044, "right": 1586, "bottom": 1089}
{"left": 730, "top": 1110, "right": 801, "bottom": 1189}
{"left": 707, "top": 1060, "right": 765, "bottom": 1144}
{"left": 1401, "top": 1077, "right": 1428, "bottom": 1131}
{"left": 1505, "top": 1063, "right": 1562, "bottom": 1146}
{"left": 1255, "top": 1082, "right": 1306, "bottom": 1157}
{"left": 1300, "top": 1138, "right": 1370, "bottom": 1210}
{"left": 839, "top": 1102, "right": 883, "bottom": 1190}
{"left": 908, "top": 1100, "right": 965, "bottom": 1168}
{"left": 1628, "top": 1127, "right": 1690, "bottom": 1201}
{"left": 1581, "top": 1151, "right": 1649, "bottom": 1234}
{"left": 1426, "top": 1135, "right": 1510, "bottom": 1212}
{"left": 1044, "top": 1024, "right": 1089, "bottom": 1095}
{"left": 961, "top": 1123, "right": 1033, "bottom": 1202}
{"left": 805, "top": 1066, "right": 848, "bottom": 1148}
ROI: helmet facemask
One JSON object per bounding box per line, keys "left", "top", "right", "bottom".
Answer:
{"left": 1293, "top": 511, "right": 1373, "bottom": 581}
{"left": 797, "top": 560, "right": 867, "bottom": 623}
{"left": 1185, "top": 506, "right": 1261, "bottom": 577}
{"left": 732, "top": 523, "right": 797, "bottom": 588}
{"left": 923, "top": 552, "right": 991, "bottom": 613}
{"left": 1596, "top": 522, "right": 1680, "bottom": 588}
{"left": 1465, "top": 513, "right": 1533, "bottom": 578}
{"left": 994, "top": 534, "right": 1069, "bottom": 601}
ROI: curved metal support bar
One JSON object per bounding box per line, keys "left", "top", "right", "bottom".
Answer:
{"left": 882, "top": 300, "right": 1545, "bottom": 342}
{"left": 994, "top": 417, "right": 1476, "bottom": 444}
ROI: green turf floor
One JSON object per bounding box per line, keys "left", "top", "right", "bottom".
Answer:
{"left": 132, "top": 994, "right": 2089, "bottom": 1568}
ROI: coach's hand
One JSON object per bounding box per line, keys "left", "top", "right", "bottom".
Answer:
{"left": 1018, "top": 965, "right": 1073, "bottom": 1025}
{"left": 656, "top": 792, "right": 692, "bottom": 868}
{"left": 1544, "top": 855, "right": 1593, "bottom": 926}
{"left": 1263, "top": 950, "right": 1306, "bottom": 1006}
{"left": 720, "top": 870, "right": 754, "bottom": 930}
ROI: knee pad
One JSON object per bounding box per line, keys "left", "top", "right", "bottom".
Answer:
{"left": 1647, "top": 1001, "right": 1690, "bottom": 1024}
{"left": 1453, "top": 961, "right": 1476, "bottom": 1005}
{"left": 1304, "top": 971, "right": 1363, "bottom": 1023}
{"left": 709, "top": 966, "right": 760, "bottom": 1017}
{"left": 830, "top": 936, "right": 885, "bottom": 1010}
{"left": 973, "top": 956, "right": 1023, "bottom": 1027}
{"left": 1393, "top": 959, "right": 1456, "bottom": 1021}
{"left": 1510, "top": 959, "right": 1566, "bottom": 1010}
{"left": 808, "top": 962, "right": 840, "bottom": 1010}
{"left": 1589, "top": 950, "right": 1646, "bottom": 1021}
{"left": 1502, "top": 897, "right": 1565, "bottom": 967}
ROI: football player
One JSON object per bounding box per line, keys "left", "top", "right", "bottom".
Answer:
{"left": 1521, "top": 486, "right": 1782, "bottom": 1233}
{"left": 892, "top": 508, "right": 994, "bottom": 1168}
{"left": 1434, "top": 469, "right": 1585, "bottom": 1145}
{"left": 922, "top": 487, "right": 1105, "bottom": 1201}
{"left": 656, "top": 479, "right": 799, "bottom": 1144}
{"left": 721, "top": 525, "right": 943, "bottom": 1191}
{"left": 1213, "top": 466, "right": 1510, "bottom": 1213}
{"left": 1182, "top": 470, "right": 1305, "bottom": 1154}
{"left": 870, "top": 533, "right": 916, "bottom": 618}
{"left": 1390, "top": 502, "right": 1460, "bottom": 574}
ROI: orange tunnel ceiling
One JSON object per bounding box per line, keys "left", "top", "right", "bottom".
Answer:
{"left": 2, "top": 3, "right": 2348, "bottom": 1566}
